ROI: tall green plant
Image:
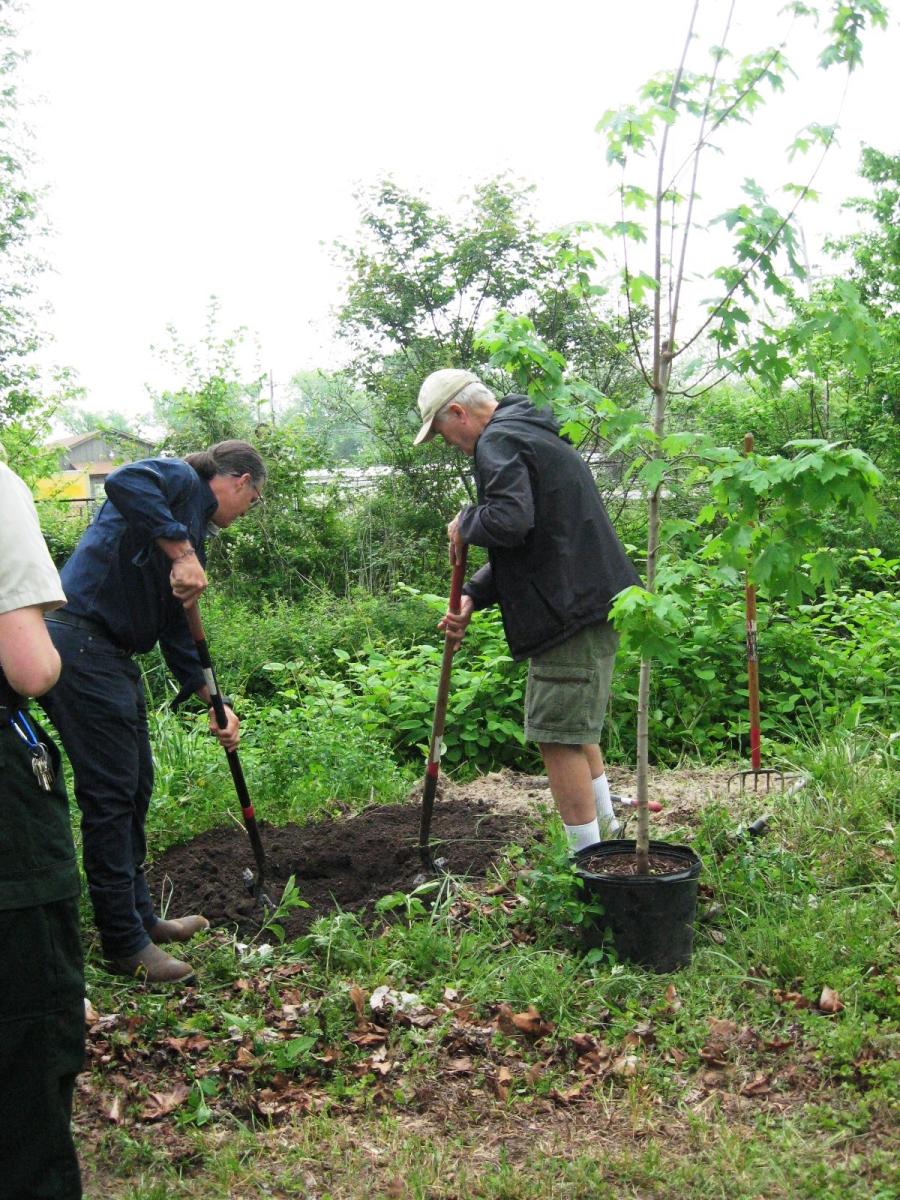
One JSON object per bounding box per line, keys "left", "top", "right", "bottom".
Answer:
{"left": 593, "top": 0, "right": 887, "bottom": 870}
{"left": 479, "top": 1, "right": 887, "bottom": 872}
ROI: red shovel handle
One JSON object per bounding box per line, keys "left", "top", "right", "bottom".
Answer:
{"left": 448, "top": 554, "right": 466, "bottom": 613}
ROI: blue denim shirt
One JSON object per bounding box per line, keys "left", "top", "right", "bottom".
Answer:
{"left": 58, "top": 458, "right": 217, "bottom": 692}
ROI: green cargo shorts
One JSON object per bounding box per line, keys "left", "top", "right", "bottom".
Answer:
{"left": 524, "top": 621, "right": 619, "bottom": 744}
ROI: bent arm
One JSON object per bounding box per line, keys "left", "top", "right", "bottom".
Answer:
{"left": 462, "top": 563, "right": 497, "bottom": 610}
{"left": 104, "top": 459, "right": 196, "bottom": 544}
{"left": 0, "top": 606, "right": 61, "bottom": 697}
{"left": 456, "top": 442, "right": 534, "bottom": 548}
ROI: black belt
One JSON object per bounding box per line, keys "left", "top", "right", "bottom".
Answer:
{"left": 46, "top": 611, "right": 128, "bottom": 651}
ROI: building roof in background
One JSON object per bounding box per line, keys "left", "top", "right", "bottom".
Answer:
{"left": 46, "top": 430, "right": 155, "bottom": 451}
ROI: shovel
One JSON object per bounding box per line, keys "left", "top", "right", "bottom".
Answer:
{"left": 419, "top": 545, "right": 468, "bottom": 871}
{"left": 184, "top": 602, "right": 272, "bottom": 906}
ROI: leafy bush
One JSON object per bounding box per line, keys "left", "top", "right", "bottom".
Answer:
{"left": 260, "top": 589, "right": 535, "bottom": 777}
{"left": 145, "top": 549, "right": 899, "bottom": 789}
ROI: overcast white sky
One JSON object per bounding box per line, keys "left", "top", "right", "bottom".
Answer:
{"left": 17, "top": 0, "right": 900, "bottom": 421}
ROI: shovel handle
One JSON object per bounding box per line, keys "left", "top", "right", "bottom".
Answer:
{"left": 426, "top": 548, "right": 468, "bottom": 777}
{"left": 184, "top": 602, "right": 267, "bottom": 891}
{"left": 184, "top": 605, "right": 226, "bottom": 726}
{"left": 419, "top": 547, "right": 468, "bottom": 867}
{"left": 448, "top": 552, "right": 465, "bottom": 613}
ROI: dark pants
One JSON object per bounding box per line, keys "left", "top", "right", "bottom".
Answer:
{"left": 41, "top": 623, "right": 157, "bottom": 959}
{"left": 0, "top": 897, "right": 84, "bottom": 1200}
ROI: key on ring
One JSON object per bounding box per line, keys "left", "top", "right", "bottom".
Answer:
{"left": 31, "top": 743, "right": 55, "bottom": 792}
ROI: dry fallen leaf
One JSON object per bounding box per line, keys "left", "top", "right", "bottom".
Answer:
{"left": 739, "top": 1072, "right": 771, "bottom": 1097}
{"left": 663, "top": 984, "right": 682, "bottom": 1014}
{"left": 487, "top": 1065, "right": 513, "bottom": 1101}
{"left": 163, "top": 1033, "right": 211, "bottom": 1056}
{"left": 700, "top": 1017, "right": 739, "bottom": 1066}
{"left": 763, "top": 1035, "right": 794, "bottom": 1052}
{"left": 818, "top": 986, "right": 845, "bottom": 1014}
{"left": 83, "top": 998, "right": 99, "bottom": 1025}
{"left": 550, "top": 1078, "right": 592, "bottom": 1104}
{"left": 348, "top": 1030, "right": 388, "bottom": 1048}
{"left": 524, "top": 1060, "right": 547, "bottom": 1085}
{"left": 140, "top": 1083, "right": 190, "bottom": 1121}
{"left": 708, "top": 1018, "right": 739, "bottom": 1039}
{"left": 611, "top": 1053, "right": 640, "bottom": 1077}
{"left": 445, "top": 1057, "right": 474, "bottom": 1075}
{"left": 774, "top": 990, "right": 812, "bottom": 1010}
{"left": 497, "top": 1004, "right": 554, "bottom": 1039}
{"left": 349, "top": 984, "right": 367, "bottom": 1025}
{"left": 569, "top": 1033, "right": 598, "bottom": 1054}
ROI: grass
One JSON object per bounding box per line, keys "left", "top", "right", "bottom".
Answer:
{"left": 144, "top": 699, "right": 416, "bottom": 848}
{"left": 74, "top": 726, "right": 897, "bottom": 1199}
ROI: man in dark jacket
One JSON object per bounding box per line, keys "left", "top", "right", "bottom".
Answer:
{"left": 40, "top": 440, "right": 265, "bottom": 983}
{"left": 414, "top": 370, "right": 640, "bottom": 852}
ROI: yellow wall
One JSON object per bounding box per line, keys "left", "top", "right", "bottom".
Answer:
{"left": 34, "top": 470, "right": 92, "bottom": 500}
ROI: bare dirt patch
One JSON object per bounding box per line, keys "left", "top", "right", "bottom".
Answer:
{"left": 146, "top": 766, "right": 738, "bottom": 940}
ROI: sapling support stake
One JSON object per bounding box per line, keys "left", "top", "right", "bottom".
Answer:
{"left": 418, "top": 545, "right": 468, "bottom": 871}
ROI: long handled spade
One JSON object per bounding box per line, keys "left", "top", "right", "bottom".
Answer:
{"left": 419, "top": 546, "right": 468, "bottom": 871}
{"left": 184, "top": 602, "right": 273, "bottom": 907}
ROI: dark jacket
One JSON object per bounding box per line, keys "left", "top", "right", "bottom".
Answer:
{"left": 458, "top": 395, "right": 640, "bottom": 660}
{"left": 57, "top": 458, "right": 216, "bottom": 691}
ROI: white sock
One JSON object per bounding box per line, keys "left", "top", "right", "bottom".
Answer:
{"left": 563, "top": 818, "right": 601, "bottom": 853}
{"left": 592, "top": 773, "right": 621, "bottom": 835}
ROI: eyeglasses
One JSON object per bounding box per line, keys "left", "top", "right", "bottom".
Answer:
{"left": 231, "top": 473, "right": 263, "bottom": 508}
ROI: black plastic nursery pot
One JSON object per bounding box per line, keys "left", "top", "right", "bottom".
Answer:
{"left": 574, "top": 839, "right": 702, "bottom": 973}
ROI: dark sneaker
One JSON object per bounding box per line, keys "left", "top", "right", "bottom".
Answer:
{"left": 108, "top": 943, "right": 195, "bottom": 984}
{"left": 149, "top": 914, "right": 210, "bottom": 944}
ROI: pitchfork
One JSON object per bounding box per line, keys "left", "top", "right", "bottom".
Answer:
{"left": 728, "top": 433, "right": 790, "bottom": 796}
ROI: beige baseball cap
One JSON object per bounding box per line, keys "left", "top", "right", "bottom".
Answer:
{"left": 413, "top": 369, "right": 480, "bottom": 445}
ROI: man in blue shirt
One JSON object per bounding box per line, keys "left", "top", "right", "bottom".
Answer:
{"left": 41, "top": 440, "right": 266, "bottom": 984}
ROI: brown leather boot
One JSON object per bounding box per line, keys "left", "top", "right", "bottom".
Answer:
{"left": 108, "top": 943, "right": 195, "bottom": 983}
{"left": 148, "top": 914, "right": 210, "bottom": 944}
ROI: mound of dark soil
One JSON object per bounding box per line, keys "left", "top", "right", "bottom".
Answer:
{"left": 146, "top": 798, "right": 532, "bottom": 940}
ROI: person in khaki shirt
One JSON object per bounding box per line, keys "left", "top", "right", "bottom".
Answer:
{"left": 0, "top": 459, "right": 83, "bottom": 1200}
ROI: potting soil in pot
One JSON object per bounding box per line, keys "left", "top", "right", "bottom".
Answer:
{"left": 578, "top": 848, "right": 690, "bottom": 877}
